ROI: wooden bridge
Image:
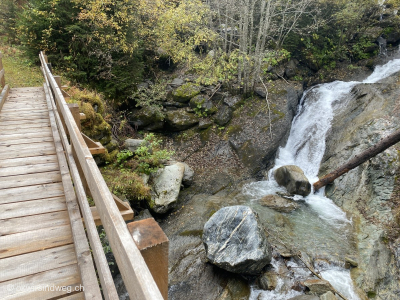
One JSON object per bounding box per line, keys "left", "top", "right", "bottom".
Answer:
{"left": 0, "top": 52, "right": 167, "bottom": 300}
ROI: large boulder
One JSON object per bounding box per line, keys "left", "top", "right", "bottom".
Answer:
{"left": 189, "top": 95, "right": 216, "bottom": 115}
{"left": 129, "top": 106, "right": 164, "bottom": 131}
{"left": 124, "top": 139, "right": 145, "bottom": 153}
{"left": 274, "top": 165, "right": 311, "bottom": 196}
{"left": 165, "top": 109, "right": 199, "bottom": 131}
{"left": 172, "top": 83, "right": 201, "bottom": 103}
{"left": 149, "top": 162, "right": 185, "bottom": 214}
{"left": 203, "top": 206, "right": 272, "bottom": 274}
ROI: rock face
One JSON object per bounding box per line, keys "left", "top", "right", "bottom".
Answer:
{"left": 181, "top": 162, "right": 194, "bottom": 186}
{"left": 165, "top": 109, "right": 199, "bottom": 131}
{"left": 259, "top": 194, "right": 299, "bottom": 212}
{"left": 274, "top": 165, "right": 311, "bottom": 196}
{"left": 149, "top": 162, "right": 185, "bottom": 214}
{"left": 129, "top": 106, "right": 164, "bottom": 131}
{"left": 203, "top": 206, "right": 272, "bottom": 274}
{"left": 319, "top": 76, "right": 400, "bottom": 298}
{"left": 303, "top": 279, "right": 334, "bottom": 296}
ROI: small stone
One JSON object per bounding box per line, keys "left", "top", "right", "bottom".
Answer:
{"left": 259, "top": 194, "right": 299, "bottom": 213}
{"left": 274, "top": 165, "right": 311, "bottom": 196}
{"left": 199, "top": 118, "right": 213, "bottom": 129}
{"left": 257, "top": 271, "right": 279, "bottom": 290}
{"left": 303, "top": 279, "right": 334, "bottom": 296}
{"left": 345, "top": 257, "right": 358, "bottom": 268}
{"left": 320, "top": 291, "right": 337, "bottom": 300}
{"left": 124, "top": 139, "right": 145, "bottom": 152}
{"left": 181, "top": 162, "right": 194, "bottom": 186}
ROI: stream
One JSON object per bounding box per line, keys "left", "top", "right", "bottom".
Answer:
{"left": 235, "top": 58, "right": 400, "bottom": 300}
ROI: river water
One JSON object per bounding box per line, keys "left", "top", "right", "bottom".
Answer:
{"left": 236, "top": 58, "right": 400, "bottom": 300}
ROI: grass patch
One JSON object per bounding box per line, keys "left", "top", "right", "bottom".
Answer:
{"left": 0, "top": 43, "right": 43, "bottom": 88}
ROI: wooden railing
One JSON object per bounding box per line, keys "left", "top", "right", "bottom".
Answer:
{"left": 0, "top": 52, "right": 10, "bottom": 111}
{"left": 39, "top": 52, "right": 164, "bottom": 300}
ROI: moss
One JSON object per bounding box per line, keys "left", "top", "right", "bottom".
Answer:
{"left": 172, "top": 83, "right": 201, "bottom": 102}
{"left": 367, "top": 291, "right": 376, "bottom": 298}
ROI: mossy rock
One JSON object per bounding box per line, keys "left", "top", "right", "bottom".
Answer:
{"left": 172, "top": 83, "right": 201, "bottom": 103}
{"left": 165, "top": 109, "right": 199, "bottom": 131}
{"left": 129, "top": 106, "right": 165, "bottom": 131}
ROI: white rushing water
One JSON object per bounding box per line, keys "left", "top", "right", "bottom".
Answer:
{"left": 246, "top": 58, "right": 400, "bottom": 300}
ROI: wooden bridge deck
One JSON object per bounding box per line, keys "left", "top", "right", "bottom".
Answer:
{"left": 0, "top": 87, "right": 85, "bottom": 299}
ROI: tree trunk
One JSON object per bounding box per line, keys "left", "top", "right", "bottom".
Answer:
{"left": 313, "top": 128, "right": 400, "bottom": 191}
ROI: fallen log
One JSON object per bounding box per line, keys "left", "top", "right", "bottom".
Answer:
{"left": 314, "top": 128, "right": 400, "bottom": 191}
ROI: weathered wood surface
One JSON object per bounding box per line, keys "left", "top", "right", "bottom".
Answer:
{"left": 41, "top": 50, "right": 164, "bottom": 300}
{"left": 0, "top": 87, "right": 95, "bottom": 300}
{"left": 314, "top": 128, "right": 400, "bottom": 190}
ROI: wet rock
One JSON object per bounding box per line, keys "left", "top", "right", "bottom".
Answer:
{"left": 259, "top": 194, "right": 299, "bottom": 213}
{"left": 172, "top": 83, "right": 201, "bottom": 103}
{"left": 320, "top": 291, "right": 337, "bottom": 300}
{"left": 124, "top": 139, "right": 144, "bottom": 152}
{"left": 288, "top": 295, "right": 319, "bottom": 300}
{"left": 181, "top": 162, "right": 194, "bottom": 186}
{"left": 129, "top": 106, "right": 164, "bottom": 131}
{"left": 274, "top": 165, "right": 311, "bottom": 196}
{"left": 303, "top": 279, "right": 334, "bottom": 296}
{"left": 214, "top": 105, "right": 233, "bottom": 126}
{"left": 165, "top": 109, "right": 199, "bottom": 131}
{"left": 223, "top": 95, "right": 242, "bottom": 109}
{"left": 216, "top": 277, "right": 251, "bottom": 300}
{"left": 257, "top": 270, "right": 279, "bottom": 290}
{"left": 203, "top": 206, "right": 272, "bottom": 274}
{"left": 149, "top": 162, "right": 185, "bottom": 214}
{"left": 199, "top": 118, "right": 213, "bottom": 129}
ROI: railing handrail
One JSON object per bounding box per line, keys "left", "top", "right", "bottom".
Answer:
{"left": 39, "top": 51, "right": 164, "bottom": 300}
{"left": 0, "top": 52, "right": 10, "bottom": 112}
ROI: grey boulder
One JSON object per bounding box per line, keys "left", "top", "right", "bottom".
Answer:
{"left": 149, "top": 162, "right": 185, "bottom": 214}
{"left": 203, "top": 205, "right": 272, "bottom": 274}
{"left": 274, "top": 165, "right": 311, "bottom": 196}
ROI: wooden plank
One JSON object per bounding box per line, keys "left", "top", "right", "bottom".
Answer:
{"left": 44, "top": 81, "right": 119, "bottom": 300}
{"left": 0, "top": 131, "right": 52, "bottom": 142}
{"left": 0, "top": 224, "right": 73, "bottom": 259}
{"left": 40, "top": 51, "right": 164, "bottom": 300}
{"left": 0, "top": 162, "right": 59, "bottom": 177}
{"left": 0, "top": 119, "right": 49, "bottom": 126}
{"left": 0, "top": 115, "right": 49, "bottom": 122}
{"left": 0, "top": 141, "right": 55, "bottom": 152}
{"left": 0, "top": 107, "right": 48, "bottom": 113}
{"left": 0, "top": 196, "right": 66, "bottom": 220}
{"left": 9, "top": 87, "right": 43, "bottom": 93}
{"left": 0, "top": 182, "right": 65, "bottom": 204}
{"left": 0, "top": 264, "right": 82, "bottom": 300}
{"left": 0, "top": 136, "right": 54, "bottom": 147}
{"left": 0, "top": 127, "right": 52, "bottom": 136}
{"left": 0, "top": 145, "right": 56, "bottom": 160}
{"left": 43, "top": 82, "right": 103, "bottom": 299}
{"left": 0, "top": 123, "right": 51, "bottom": 131}
{"left": 59, "top": 292, "right": 85, "bottom": 300}
{"left": 0, "top": 244, "right": 77, "bottom": 282}
{"left": 0, "top": 170, "right": 61, "bottom": 190}
{"left": 0, "top": 84, "right": 10, "bottom": 112}
{"left": 0, "top": 69, "right": 4, "bottom": 88}
{"left": 0, "top": 154, "right": 57, "bottom": 168}
{"left": 0, "top": 210, "right": 69, "bottom": 236}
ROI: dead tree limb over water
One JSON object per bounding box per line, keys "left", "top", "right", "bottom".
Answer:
{"left": 314, "top": 128, "right": 400, "bottom": 191}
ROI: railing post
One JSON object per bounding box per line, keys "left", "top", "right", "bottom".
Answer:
{"left": 128, "top": 219, "right": 169, "bottom": 300}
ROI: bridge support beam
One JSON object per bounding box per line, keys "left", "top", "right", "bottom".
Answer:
{"left": 128, "top": 218, "right": 169, "bottom": 300}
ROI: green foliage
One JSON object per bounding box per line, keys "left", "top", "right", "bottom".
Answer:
{"left": 131, "top": 81, "right": 167, "bottom": 119}
{"left": 134, "top": 133, "right": 174, "bottom": 175}
{"left": 0, "top": 0, "right": 20, "bottom": 44}
{"left": 263, "top": 49, "right": 291, "bottom": 69}
{"left": 351, "top": 37, "right": 376, "bottom": 60}
{"left": 116, "top": 150, "right": 133, "bottom": 166}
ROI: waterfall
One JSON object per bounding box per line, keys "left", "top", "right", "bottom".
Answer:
{"left": 245, "top": 58, "right": 400, "bottom": 300}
